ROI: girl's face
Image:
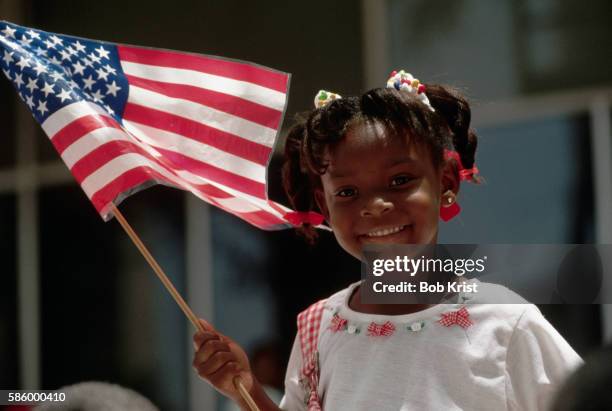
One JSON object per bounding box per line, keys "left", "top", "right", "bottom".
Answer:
{"left": 314, "top": 121, "right": 458, "bottom": 261}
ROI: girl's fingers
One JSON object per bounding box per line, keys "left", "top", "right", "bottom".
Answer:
{"left": 195, "top": 351, "right": 237, "bottom": 376}
{"left": 193, "top": 339, "right": 231, "bottom": 365}
{"left": 207, "top": 361, "right": 242, "bottom": 386}
{"left": 193, "top": 331, "right": 220, "bottom": 351}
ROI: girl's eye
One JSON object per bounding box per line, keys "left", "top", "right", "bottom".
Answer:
{"left": 390, "top": 175, "right": 413, "bottom": 187}
{"left": 335, "top": 188, "right": 357, "bottom": 198}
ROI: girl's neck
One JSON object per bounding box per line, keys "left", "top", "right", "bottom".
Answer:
{"left": 348, "top": 282, "right": 432, "bottom": 316}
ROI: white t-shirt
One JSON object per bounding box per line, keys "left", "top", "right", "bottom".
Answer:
{"left": 279, "top": 280, "right": 583, "bottom": 411}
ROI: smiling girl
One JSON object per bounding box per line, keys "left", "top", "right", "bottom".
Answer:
{"left": 192, "top": 70, "right": 582, "bottom": 411}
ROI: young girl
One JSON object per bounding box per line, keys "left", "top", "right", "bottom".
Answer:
{"left": 192, "top": 70, "right": 583, "bottom": 410}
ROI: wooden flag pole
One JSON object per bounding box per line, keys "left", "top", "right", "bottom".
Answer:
{"left": 110, "top": 203, "right": 260, "bottom": 411}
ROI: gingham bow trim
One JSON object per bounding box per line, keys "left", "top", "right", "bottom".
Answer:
{"left": 367, "top": 321, "right": 396, "bottom": 337}
{"left": 438, "top": 306, "right": 473, "bottom": 329}
{"left": 329, "top": 314, "right": 348, "bottom": 332}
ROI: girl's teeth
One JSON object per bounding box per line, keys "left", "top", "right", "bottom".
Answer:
{"left": 367, "top": 226, "right": 405, "bottom": 237}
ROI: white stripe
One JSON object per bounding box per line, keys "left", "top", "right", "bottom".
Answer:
{"left": 213, "top": 196, "right": 261, "bottom": 213}
{"left": 81, "top": 152, "right": 285, "bottom": 217}
{"left": 128, "top": 85, "right": 276, "bottom": 147}
{"left": 81, "top": 153, "right": 180, "bottom": 198}
{"left": 122, "top": 120, "right": 266, "bottom": 183}
{"left": 120, "top": 60, "right": 286, "bottom": 111}
{"left": 42, "top": 101, "right": 111, "bottom": 137}
{"left": 61, "top": 127, "right": 135, "bottom": 168}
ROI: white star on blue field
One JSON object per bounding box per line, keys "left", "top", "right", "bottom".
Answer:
{"left": 0, "top": 21, "right": 129, "bottom": 124}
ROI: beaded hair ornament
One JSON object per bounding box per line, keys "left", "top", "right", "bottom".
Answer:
{"left": 286, "top": 70, "right": 480, "bottom": 226}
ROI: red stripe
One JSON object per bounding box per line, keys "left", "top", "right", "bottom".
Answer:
{"left": 126, "top": 75, "right": 283, "bottom": 129}
{"left": 51, "top": 114, "right": 120, "bottom": 154}
{"left": 91, "top": 167, "right": 284, "bottom": 229}
{"left": 70, "top": 140, "right": 175, "bottom": 184}
{"left": 123, "top": 103, "right": 272, "bottom": 165}
{"left": 152, "top": 146, "right": 266, "bottom": 199}
{"left": 70, "top": 140, "right": 266, "bottom": 199}
{"left": 118, "top": 45, "right": 288, "bottom": 93}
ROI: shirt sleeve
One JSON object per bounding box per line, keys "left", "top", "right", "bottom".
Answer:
{"left": 279, "top": 334, "right": 306, "bottom": 411}
{"left": 505, "top": 305, "right": 583, "bottom": 411}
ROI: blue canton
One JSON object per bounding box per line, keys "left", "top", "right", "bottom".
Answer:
{"left": 1, "top": 21, "right": 128, "bottom": 124}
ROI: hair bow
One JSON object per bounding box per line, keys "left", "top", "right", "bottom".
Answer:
{"left": 444, "top": 149, "right": 480, "bottom": 183}
{"left": 386, "top": 69, "right": 435, "bottom": 112}
{"left": 314, "top": 89, "right": 342, "bottom": 109}
{"left": 283, "top": 211, "right": 325, "bottom": 227}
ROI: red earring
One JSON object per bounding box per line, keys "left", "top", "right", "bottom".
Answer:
{"left": 440, "top": 197, "right": 461, "bottom": 221}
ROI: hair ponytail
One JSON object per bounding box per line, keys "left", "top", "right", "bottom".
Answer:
{"left": 426, "top": 84, "right": 478, "bottom": 170}
{"left": 282, "top": 116, "right": 319, "bottom": 243}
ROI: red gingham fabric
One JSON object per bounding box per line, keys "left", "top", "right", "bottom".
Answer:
{"left": 298, "top": 298, "right": 327, "bottom": 368}
{"left": 438, "top": 306, "right": 473, "bottom": 329}
{"left": 366, "top": 321, "right": 396, "bottom": 337}
{"left": 328, "top": 314, "right": 348, "bottom": 332}
{"left": 297, "top": 298, "right": 327, "bottom": 410}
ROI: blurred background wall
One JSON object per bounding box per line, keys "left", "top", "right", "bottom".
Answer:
{"left": 0, "top": 0, "right": 611, "bottom": 410}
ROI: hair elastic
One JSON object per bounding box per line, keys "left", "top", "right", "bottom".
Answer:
{"left": 385, "top": 70, "right": 435, "bottom": 112}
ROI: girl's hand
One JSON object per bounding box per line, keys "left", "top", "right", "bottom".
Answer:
{"left": 192, "top": 318, "right": 254, "bottom": 403}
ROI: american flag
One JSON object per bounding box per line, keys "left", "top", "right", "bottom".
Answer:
{"left": 1, "top": 20, "right": 300, "bottom": 230}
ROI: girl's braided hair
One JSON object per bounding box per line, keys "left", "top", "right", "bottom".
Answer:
{"left": 282, "top": 85, "right": 478, "bottom": 243}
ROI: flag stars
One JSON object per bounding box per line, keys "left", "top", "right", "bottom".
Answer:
{"left": 91, "top": 89, "right": 104, "bottom": 102}
{"left": 33, "top": 61, "right": 48, "bottom": 75}
{"left": 43, "top": 38, "right": 56, "bottom": 49}
{"left": 18, "top": 35, "right": 33, "bottom": 47}
{"left": 41, "top": 81, "right": 56, "bottom": 97}
{"left": 50, "top": 71, "right": 64, "bottom": 82}
{"left": 1, "top": 25, "right": 17, "bottom": 38}
{"left": 105, "top": 80, "right": 121, "bottom": 97}
{"left": 15, "top": 56, "right": 30, "bottom": 71}
{"left": 88, "top": 52, "right": 101, "bottom": 64}
{"left": 104, "top": 64, "right": 117, "bottom": 75}
{"left": 14, "top": 73, "right": 24, "bottom": 88}
{"left": 82, "top": 74, "right": 95, "bottom": 90}
{"left": 2, "top": 50, "right": 14, "bottom": 66}
{"left": 81, "top": 57, "right": 93, "bottom": 67}
{"left": 49, "top": 35, "right": 63, "bottom": 46}
{"left": 95, "top": 46, "right": 110, "bottom": 60}
{"left": 25, "top": 29, "right": 40, "bottom": 40}
{"left": 26, "top": 78, "right": 38, "bottom": 93}
{"left": 73, "top": 41, "right": 86, "bottom": 53}
{"left": 36, "top": 100, "right": 48, "bottom": 115}
{"left": 2, "top": 68, "right": 10, "bottom": 79}
{"left": 72, "top": 61, "right": 85, "bottom": 76}
{"left": 35, "top": 47, "right": 46, "bottom": 56}
{"left": 59, "top": 49, "right": 72, "bottom": 61}
{"left": 57, "top": 88, "right": 72, "bottom": 103}
{"left": 103, "top": 104, "right": 115, "bottom": 115}
{"left": 25, "top": 94, "right": 35, "bottom": 109}
{"left": 49, "top": 56, "right": 61, "bottom": 66}
{"left": 96, "top": 67, "right": 109, "bottom": 81}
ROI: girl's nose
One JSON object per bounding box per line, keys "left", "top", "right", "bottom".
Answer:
{"left": 360, "top": 197, "right": 394, "bottom": 217}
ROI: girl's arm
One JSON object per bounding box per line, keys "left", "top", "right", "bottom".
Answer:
{"left": 192, "top": 319, "right": 282, "bottom": 411}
